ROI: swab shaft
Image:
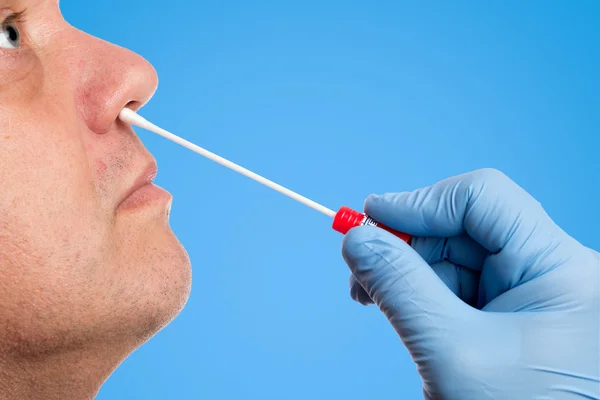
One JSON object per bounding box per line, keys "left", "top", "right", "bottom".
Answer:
{"left": 119, "top": 108, "right": 336, "bottom": 218}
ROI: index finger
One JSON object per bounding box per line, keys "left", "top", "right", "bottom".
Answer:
{"left": 365, "top": 168, "right": 568, "bottom": 254}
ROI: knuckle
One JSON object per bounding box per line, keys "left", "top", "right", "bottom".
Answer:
{"left": 463, "top": 168, "right": 515, "bottom": 202}
{"left": 472, "top": 168, "right": 510, "bottom": 184}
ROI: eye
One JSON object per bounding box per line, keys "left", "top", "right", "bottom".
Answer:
{"left": 0, "top": 20, "right": 21, "bottom": 49}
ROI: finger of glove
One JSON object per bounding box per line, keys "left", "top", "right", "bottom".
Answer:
{"left": 349, "top": 274, "right": 374, "bottom": 305}
{"left": 430, "top": 260, "right": 480, "bottom": 307}
{"left": 412, "top": 234, "right": 488, "bottom": 272}
{"left": 364, "top": 168, "right": 565, "bottom": 250}
{"left": 350, "top": 260, "right": 480, "bottom": 308}
{"left": 343, "top": 226, "right": 468, "bottom": 342}
{"left": 364, "top": 168, "right": 576, "bottom": 303}
{"left": 348, "top": 233, "right": 485, "bottom": 308}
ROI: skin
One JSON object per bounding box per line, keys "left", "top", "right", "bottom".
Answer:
{"left": 0, "top": 1, "right": 192, "bottom": 398}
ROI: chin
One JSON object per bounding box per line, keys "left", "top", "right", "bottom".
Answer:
{"left": 113, "top": 220, "right": 192, "bottom": 343}
{"left": 150, "top": 231, "right": 192, "bottom": 326}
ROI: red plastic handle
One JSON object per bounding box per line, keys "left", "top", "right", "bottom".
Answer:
{"left": 332, "top": 206, "right": 412, "bottom": 244}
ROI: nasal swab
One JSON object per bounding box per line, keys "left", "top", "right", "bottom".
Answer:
{"left": 119, "top": 108, "right": 411, "bottom": 243}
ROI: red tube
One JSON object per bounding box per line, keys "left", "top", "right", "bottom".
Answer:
{"left": 332, "top": 206, "right": 412, "bottom": 244}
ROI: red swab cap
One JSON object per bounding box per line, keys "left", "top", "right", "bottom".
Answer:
{"left": 332, "top": 206, "right": 412, "bottom": 244}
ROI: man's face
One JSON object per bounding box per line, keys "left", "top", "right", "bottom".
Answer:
{"left": 0, "top": 0, "right": 191, "bottom": 356}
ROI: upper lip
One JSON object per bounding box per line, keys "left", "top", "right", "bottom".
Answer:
{"left": 118, "top": 160, "right": 158, "bottom": 207}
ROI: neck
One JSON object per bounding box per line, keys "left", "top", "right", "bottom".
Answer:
{"left": 0, "top": 343, "right": 130, "bottom": 400}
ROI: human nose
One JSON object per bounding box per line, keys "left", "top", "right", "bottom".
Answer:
{"left": 74, "top": 34, "right": 159, "bottom": 134}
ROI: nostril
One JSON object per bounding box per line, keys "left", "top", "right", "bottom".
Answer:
{"left": 123, "top": 100, "right": 142, "bottom": 113}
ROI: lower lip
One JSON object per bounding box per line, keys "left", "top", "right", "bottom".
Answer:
{"left": 118, "top": 183, "right": 172, "bottom": 211}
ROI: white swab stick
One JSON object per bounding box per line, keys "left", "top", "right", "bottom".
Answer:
{"left": 119, "top": 108, "right": 337, "bottom": 219}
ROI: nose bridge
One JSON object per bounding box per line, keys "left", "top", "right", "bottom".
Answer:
{"left": 72, "top": 30, "right": 159, "bottom": 134}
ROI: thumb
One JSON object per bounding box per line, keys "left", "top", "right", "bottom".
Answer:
{"left": 342, "top": 226, "right": 468, "bottom": 353}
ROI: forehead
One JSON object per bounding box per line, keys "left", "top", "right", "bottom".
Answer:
{"left": 1, "top": 0, "right": 61, "bottom": 24}
{"left": 2, "top": 0, "right": 58, "bottom": 9}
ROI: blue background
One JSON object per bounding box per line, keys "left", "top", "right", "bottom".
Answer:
{"left": 61, "top": 1, "right": 599, "bottom": 398}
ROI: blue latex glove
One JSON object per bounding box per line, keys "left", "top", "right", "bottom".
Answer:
{"left": 342, "top": 169, "right": 599, "bottom": 399}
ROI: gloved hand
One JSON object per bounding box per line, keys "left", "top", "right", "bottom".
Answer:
{"left": 342, "top": 168, "right": 599, "bottom": 400}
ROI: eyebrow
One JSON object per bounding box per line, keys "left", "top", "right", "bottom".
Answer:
{"left": 3, "top": 8, "right": 28, "bottom": 24}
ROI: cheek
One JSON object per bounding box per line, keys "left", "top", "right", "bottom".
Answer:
{"left": 1, "top": 111, "right": 86, "bottom": 200}
{"left": 0, "top": 47, "right": 39, "bottom": 90}
{"left": 0, "top": 109, "right": 109, "bottom": 274}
